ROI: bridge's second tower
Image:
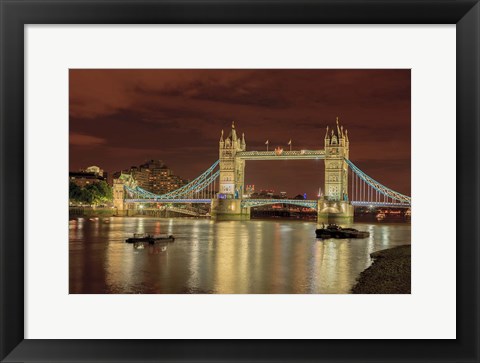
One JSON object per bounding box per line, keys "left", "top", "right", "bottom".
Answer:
{"left": 318, "top": 117, "right": 354, "bottom": 222}
{"left": 211, "top": 122, "right": 250, "bottom": 220}
{"left": 324, "top": 117, "right": 349, "bottom": 201}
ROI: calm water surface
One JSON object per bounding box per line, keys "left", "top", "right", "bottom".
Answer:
{"left": 69, "top": 217, "right": 410, "bottom": 294}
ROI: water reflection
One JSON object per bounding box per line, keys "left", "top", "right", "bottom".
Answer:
{"left": 69, "top": 217, "right": 411, "bottom": 294}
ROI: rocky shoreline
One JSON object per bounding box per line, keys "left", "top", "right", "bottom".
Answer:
{"left": 352, "top": 244, "right": 411, "bottom": 294}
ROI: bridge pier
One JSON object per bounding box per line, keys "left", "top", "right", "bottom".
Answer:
{"left": 211, "top": 198, "right": 251, "bottom": 221}
{"left": 317, "top": 198, "right": 354, "bottom": 223}
{"left": 116, "top": 203, "right": 138, "bottom": 217}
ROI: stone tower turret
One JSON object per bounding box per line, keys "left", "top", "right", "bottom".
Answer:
{"left": 324, "top": 117, "right": 350, "bottom": 201}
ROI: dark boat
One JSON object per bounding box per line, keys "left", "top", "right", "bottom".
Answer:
{"left": 315, "top": 224, "right": 369, "bottom": 239}
{"left": 125, "top": 233, "right": 175, "bottom": 244}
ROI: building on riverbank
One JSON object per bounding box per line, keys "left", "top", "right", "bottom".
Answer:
{"left": 69, "top": 165, "right": 108, "bottom": 188}
{"left": 69, "top": 170, "right": 106, "bottom": 188}
{"left": 114, "top": 159, "right": 189, "bottom": 196}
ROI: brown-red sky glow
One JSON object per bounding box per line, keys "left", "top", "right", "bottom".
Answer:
{"left": 69, "top": 69, "right": 410, "bottom": 198}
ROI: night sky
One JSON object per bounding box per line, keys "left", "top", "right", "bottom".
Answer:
{"left": 69, "top": 69, "right": 411, "bottom": 198}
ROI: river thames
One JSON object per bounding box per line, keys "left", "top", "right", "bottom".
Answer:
{"left": 69, "top": 217, "right": 410, "bottom": 294}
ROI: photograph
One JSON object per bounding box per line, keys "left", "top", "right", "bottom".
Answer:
{"left": 69, "top": 69, "right": 411, "bottom": 294}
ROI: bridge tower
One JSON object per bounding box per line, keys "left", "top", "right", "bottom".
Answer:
{"left": 218, "top": 121, "right": 246, "bottom": 198}
{"left": 211, "top": 122, "right": 251, "bottom": 220}
{"left": 318, "top": 117, "right": 354, "bottom": 222}
{"left": 113, "top": 178, "right": 126, "bottom": 216}
{"left": 114, "top": 173, "right": 138, "bottom": 216}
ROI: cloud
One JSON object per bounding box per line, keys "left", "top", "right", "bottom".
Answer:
{"left": 139, "top": 74, "right": 290, "bottom": 109}
{"left": 70, "top": 132, "right": 106, "bottom": 146}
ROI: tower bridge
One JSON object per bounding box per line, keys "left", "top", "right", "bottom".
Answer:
{"left": 115, "top": 119, "right": 411, "bottom": 222}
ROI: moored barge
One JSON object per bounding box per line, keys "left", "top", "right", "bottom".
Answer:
{"left": 125, "top": 233, "right": 175, "bottom": 244}
{"left": 315, "top": 224, "right": 369, "bottom": 239}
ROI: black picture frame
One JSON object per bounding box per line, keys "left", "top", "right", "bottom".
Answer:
{"left": 1, "top": 1, "right": 479, "bottom": 362}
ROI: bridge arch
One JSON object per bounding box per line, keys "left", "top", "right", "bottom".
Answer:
{"left": 242, "top": 199, "right": 318, "bottom": 210}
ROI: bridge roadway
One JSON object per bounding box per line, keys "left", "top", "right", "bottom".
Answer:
{"left": 125, "top": 198, "right": 212, "bottom": 204}
{"left": 350, "top": 201, "right": 411, "bottom": 208}
{"left": 125, "top": 198, "right": 319, "bottom": 208}
{"left": 125, "top": 198, "right": 410, "bottom": 209}
{"left": 235, "top": 150, "right": 325, "bottom": 160}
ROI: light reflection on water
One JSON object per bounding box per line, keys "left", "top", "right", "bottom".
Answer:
{"left": 69, "top": 217, "right": 410, "bottom": 294}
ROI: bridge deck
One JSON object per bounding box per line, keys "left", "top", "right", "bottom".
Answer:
{"left": 350, "top": 201, "right": 411, "bottom": 208}
{"left": 125, "top": 199, "right": 212, "bottom": 204}
{"left": 124, "top": 198, "right": 410, "bottom": 208}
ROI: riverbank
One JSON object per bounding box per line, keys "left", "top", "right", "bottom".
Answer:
{"left": 351, "top": 244, "right": 411, "bottom": 294}
{"left": 69, "top": 207, "right": 117, "bottom": 218}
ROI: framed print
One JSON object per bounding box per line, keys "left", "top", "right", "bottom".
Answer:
{"left": 67, "top": 68, "right": 413, "bottom": 295}
{"left": 1, "top": 0, "right": 479, "bottom": 362}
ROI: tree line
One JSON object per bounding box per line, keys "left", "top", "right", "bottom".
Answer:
{"left": 69, "top": 181, "right": 113, "bottom": 206}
